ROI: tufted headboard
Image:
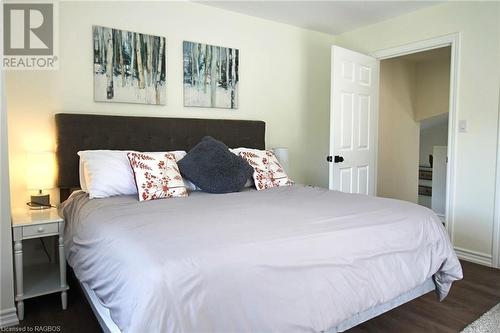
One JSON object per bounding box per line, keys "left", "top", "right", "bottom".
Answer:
{"left": 55, "top": 113, "right": 265, "bottom": 201}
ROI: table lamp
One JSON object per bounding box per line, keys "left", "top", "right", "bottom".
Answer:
{"left": 26, "top": 152, "right": 56, "bottom": 209}
{"left": 272, "top": 147, "right": 289, "bottom": 173}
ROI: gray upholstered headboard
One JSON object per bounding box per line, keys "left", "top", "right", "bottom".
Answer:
{"left": 55, "top": 113, "right": 265, "bottom": 201}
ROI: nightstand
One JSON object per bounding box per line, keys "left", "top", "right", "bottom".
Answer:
{"left": 11, "top": 208, "right": 69, "bottom": 320}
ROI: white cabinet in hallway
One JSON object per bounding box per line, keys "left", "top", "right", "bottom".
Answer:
{"left": 432, "top": 146, "right": 447, "bottom": 221}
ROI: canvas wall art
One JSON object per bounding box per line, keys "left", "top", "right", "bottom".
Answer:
{"left": 183, "top": 41, "right": 239, "bottom": 109}
{"left": 93, "top": 26, "right": 166, "bottom": 105}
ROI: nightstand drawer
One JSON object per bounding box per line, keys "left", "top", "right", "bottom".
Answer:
{"left": 22, "top": 223, "right": 58, "bottom": 238}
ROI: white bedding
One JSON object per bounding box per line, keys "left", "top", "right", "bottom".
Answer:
{"left": 59, "top": 185, "right": 462, "bottom": 333}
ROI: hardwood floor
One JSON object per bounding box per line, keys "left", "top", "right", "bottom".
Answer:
{"left": 10, "top": 260, "right": 500, "bottom": 333}
{"left": 346, "top": 260, "right": 500, "bottom": 333}
{"left": 10, "top": 268, "right": 101, "bottom": 333}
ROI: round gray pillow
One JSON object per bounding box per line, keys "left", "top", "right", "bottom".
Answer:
{"left": 178, "top": 136, "right": 254, "bottom": 193}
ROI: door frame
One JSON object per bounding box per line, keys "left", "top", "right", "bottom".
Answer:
{"left": 493, "top": 85, "right": 500, "bottom": 268}
{"left": 371, "top": 33, "right": 460, "bottom": 245}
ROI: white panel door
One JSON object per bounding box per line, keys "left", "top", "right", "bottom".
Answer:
{"left": 329, "top": 46, "right": 379, "bottom": 195}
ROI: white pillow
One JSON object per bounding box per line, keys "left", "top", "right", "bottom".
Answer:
{"left": 79, "top": 159, "right": 88, "bottom": 192}
{"left": 78, "top": 150, "right": 187, "bottom": 199}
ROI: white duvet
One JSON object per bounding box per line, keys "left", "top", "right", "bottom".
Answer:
{"left": 60, "top": 185, "right": 462, "bottom": 333}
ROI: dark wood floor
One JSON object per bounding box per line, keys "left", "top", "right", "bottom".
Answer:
{"left": 346, "top": 260, "right": 500, "bottom": 333}
{"left": 12, "top": 268, "right": 101, "bottom": 333}
{"left": 12, "top": 260, "right": 500, "bottom": 333}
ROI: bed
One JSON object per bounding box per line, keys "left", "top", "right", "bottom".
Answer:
{"left": 55, "top": 113, "right": 462, "bottom": 333}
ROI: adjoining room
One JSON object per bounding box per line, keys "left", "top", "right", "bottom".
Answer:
{"left": 377, "top": 46, "right": 451, "bottom": 224}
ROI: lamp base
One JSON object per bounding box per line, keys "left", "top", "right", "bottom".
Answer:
{"left": 28, "top": 193, "right": 51, "bottom": 210}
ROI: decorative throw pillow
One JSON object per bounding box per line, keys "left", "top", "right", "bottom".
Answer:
{"left": 127, "top": 152, "right": 188, "bottom": 201}
{"left": 177, "top": 136, "right": 254, "bottom": 194}
{"left": 238, "top": 149, "right": 293, "bottom": 190}
{"left": 78, "top": 150, "right": 187, "bottom": 198}
{"left": 229, "top": 148, "right": 257, "bottom": 188}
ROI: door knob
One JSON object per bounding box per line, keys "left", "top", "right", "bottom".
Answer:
{"left": 334, "top": 155, "right": 344, "bottom": 163}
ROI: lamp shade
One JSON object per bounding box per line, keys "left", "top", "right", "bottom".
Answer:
{"left": 272, "top": 147, "right": 289, "bottom": 173}
{"left": 26, "top": 152, "right": 56, "bottom": 190}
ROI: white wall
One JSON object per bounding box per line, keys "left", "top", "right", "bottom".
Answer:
{"left": 0, "top": 0, "right": 18, "bottom": 324}
{"left": 0, "top": 73, "right": 18, "bottom": 326}
{"left": 378, "top": 58, "right": 419, "bottom": 203}
{"left": 336, "top": 1, "right": 500, "bottom": 263}
{"left": 415, "top": 59, "right": 450, "bottom": 121}
{"left": 6, "top": 1, "right": 335, "bottom": 209}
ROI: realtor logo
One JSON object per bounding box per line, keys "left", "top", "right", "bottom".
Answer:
{"left": 2, "top": 2, "right": 58, "bottom": 70}
{"left": 4, "top": 3, "right": 53, "bottom": 55}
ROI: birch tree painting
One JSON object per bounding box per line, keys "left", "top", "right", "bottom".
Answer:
{"left": 183, "top": 41, "right": 239, "bottom": 109}
{"left": 93, "top": 26, "right": 166, "bottom": 105}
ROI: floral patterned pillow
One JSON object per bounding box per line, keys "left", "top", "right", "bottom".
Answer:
{"left": 238, "top": 149, "right": 293, "bottom": 191}
{"left": 127, "top": 152, "right": 188, "bottom": 201}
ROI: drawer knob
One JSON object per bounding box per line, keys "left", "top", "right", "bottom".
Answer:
{"left": 37, "top": 227, "right": 44, "bottom": 233}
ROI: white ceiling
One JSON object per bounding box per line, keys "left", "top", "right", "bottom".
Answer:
{"left": 199, "top": 1, "right": 441, "bottom": 35}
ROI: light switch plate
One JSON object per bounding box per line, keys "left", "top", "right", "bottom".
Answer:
{"left": 459, "top": 120, "right": 467, "bottom": 133}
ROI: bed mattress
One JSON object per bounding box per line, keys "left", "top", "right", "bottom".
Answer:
{"left": 59, "top": 185, "right": 462, "bottom": 333}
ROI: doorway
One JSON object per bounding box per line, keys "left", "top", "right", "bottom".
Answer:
{"left": 376, "top": 46, "right": 451, "bottom": 222}
{"left": 373, "top": 35, "right": 458, "bottom": 236}
{"left": 377, "top": 46, "right": 451, "bottom": 221}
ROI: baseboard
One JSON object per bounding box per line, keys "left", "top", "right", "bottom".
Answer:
{"left": 454, "top": 247, "right": 493, "bottom": 267}
{"left": 0, "top": 307, "right": 19, "bottom": 328}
